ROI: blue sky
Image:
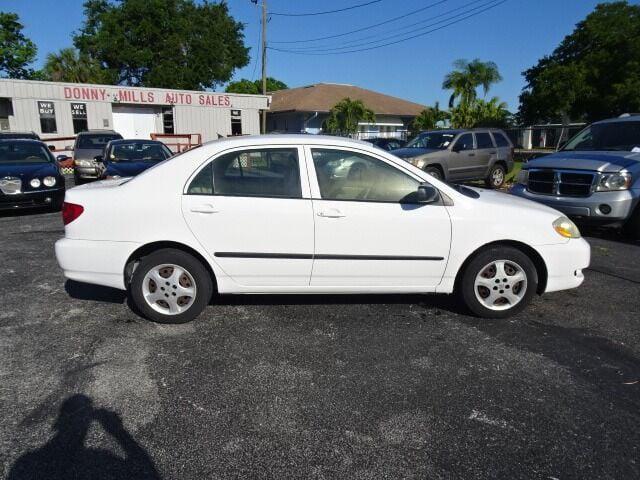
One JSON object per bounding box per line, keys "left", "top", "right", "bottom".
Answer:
{"left": 1, "top": 0, "right": 619, "bottom": 112}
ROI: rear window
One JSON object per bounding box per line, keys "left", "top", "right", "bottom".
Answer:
{"left": 110, "top": 142, "right": 171, "bottom": 162}
{"left": 77, "top": 134, "right": 122, "bottom": 149}
{"left": 493, "top": 132, "right": 511, "bottom": 148}
{"left": 475, "top": 132, "right": 494, "bottom": 149}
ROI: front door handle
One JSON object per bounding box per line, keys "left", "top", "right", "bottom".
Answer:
{"left": 190, "top": 204, "right": 219, "bottom": 214}
{"left": 317, "top": 209, "right": 345, "bottom": 218}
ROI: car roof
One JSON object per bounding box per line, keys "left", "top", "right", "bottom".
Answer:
{"left": 108, "top": 139, "right": 164, "bottom": 145}
{"left": 202, "top": 134, "right": 378, "bottom": 149}
{"left": 594, "top": 114, "right": 640, "bottom": 125}
{"left": 76, "top": 130, "right": 120, "bottom": 135}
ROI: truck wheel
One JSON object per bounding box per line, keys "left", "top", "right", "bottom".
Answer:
{"left": 130, "top": 248, "right": 213, "bottom": 324}
{"left": 459, "top": 246, "right": 538, "bottom": 319}
{"left": 485, "top": 164, "right": 506, "bottom": 189}
{"left": 424, "top": 166, "right": 442, "bottom": 181}
{"left": 622, "top": 205, "right": 640, "bottom": 240}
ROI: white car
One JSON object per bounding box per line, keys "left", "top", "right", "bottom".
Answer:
{"left": 55, "top": 135, "right": 590, "bottom": 324}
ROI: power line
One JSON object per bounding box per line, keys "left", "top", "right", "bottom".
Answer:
{"left": 250, "top": 3, "right": 261, "bottom": 80}
{"left": 270, "top": 0, "right": 447, "bottom": 44}
{"left": 280, "top": 0, "right": 494, "bottom": 52}
{"left": 269, "top": 0, "right": 507, "bottom": 55}
{"left": 269, "top": 0, "right": 384, "bottom": 17}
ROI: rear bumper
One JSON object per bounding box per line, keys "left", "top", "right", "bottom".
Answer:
{"left": 55, "top": 237, "right": 141, "bottom": 290}
{"left": 0, "top": 188, "right": 64, "bottom": 210}
{"left": 510, "top": 184, "right": 638, "bottom": 225}
{"left": 536, "top": 238, "right": 591, "bottom": 293}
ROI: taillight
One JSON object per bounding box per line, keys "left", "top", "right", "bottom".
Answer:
{"left": 62, "top": 202, "right": 84, "bottom": 225}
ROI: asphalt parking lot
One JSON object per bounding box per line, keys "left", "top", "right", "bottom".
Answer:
{"left": 1, "top": 190, "right": 639, "bottom": 479}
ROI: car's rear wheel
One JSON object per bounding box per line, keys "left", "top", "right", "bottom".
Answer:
{"left": 130, "top": 248, "right": 213, "bottom": 324}
{"left": 424, "top": 166, "right": 443, "bottom": 181}
{"left": 485, "top": 164, "right": 506, "bottom": 189}
{"left": 460, "top": 246, "right": 538, "bottom": 319}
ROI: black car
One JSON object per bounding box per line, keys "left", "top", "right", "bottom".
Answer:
{"left": 0, "top": 139, "right": 65, "bottom": 211}
{"left": 0, "top": 131, "right": 41, "bottom": 140}
{"left": 96, "top": 139, "right": 173, "bottom": 179}
{"left": 362, "top": 137, "right": 406, "bottom": 151}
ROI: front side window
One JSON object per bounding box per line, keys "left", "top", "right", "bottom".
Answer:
{"left": 311, "top": 149, "right": 420, "bottom": 203}
{"left": 454, "top": 133, "right": 474, "bottom": 151}
{"left": 187, "top": 148, "right": 301, "bottom": 198}
{"left": 475, "top": 132, "right": 494, "bottom": 149}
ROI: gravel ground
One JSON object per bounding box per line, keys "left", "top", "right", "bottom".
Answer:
{"left": 1, "top": 195, "right": 639, "bottom": 479}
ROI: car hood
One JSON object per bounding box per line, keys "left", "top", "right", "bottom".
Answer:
{"left": 392, "top": 147, "right": 440, "bottom": 159}
{"left": 104, "top": 160, "right": 160, "bottom": 177}
{"left": 525, "top": 151, "right": 640, "bottom": 173}
{"left": 0, "top": 162, "right": 58, "bottom": 178}
{"left": 74, "top": 148, "right": 103, "bottom": 161}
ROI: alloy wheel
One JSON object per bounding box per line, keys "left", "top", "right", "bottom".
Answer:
{"left": 474, "top": 259, "right": 527, "bottom": 311}
{"left": 142, "top": 264, "right": 197, "bottom": 315}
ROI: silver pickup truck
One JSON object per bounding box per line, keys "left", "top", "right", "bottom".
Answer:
{"left": 511, "top": 115, "right": 640, "bottom": 239}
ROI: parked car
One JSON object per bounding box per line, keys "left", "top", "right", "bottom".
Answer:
{"left": 0, "top": 131, "right": 41, "bottom": 140}
{"left": 95, "top": 139, "right": 173, "bottom": 179}
{"left": 55, "top": 135, "right": 589, "bottom": 324}
{"left": 73, "top": 130, "right": 123, "bottom": 183}
{"left": 392, "top": 129, "right": 514, "bottom": 188}
{"left": 511, "top": 114, "right": 640, "bottom": 239}
{"left": 0, "top": 139, "right": 65, "bottom": 211}
{"left": 362, "top": 137, "right": 406, "bottom": 151}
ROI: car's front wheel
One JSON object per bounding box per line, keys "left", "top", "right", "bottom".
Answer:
{"left": 460, "top": 246, "right": 538, "bottom": 319}
{"left": 130, "top": 248, "right": 213, "bottom": 324}
{"left": 424, "top": 166, "right": 443, "bottom": 181}
{"left": 485, "top": 164, "right": 506, "bottom": 189}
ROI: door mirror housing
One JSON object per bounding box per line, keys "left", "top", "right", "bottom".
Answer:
{"left": 451, "top": 143, "right": 463, "bottom": 153}
{"left": 56, "top": 154, "right": 70, "bottom": 162}
{"left": 94, "top": 155, "right": 104, "bottom": 163}
{"left": 416, "top": 184, "right": 440, "bottom": 204}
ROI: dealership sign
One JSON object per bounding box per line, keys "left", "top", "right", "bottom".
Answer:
{"left": 63, "top": 86, "right": 232, "bottom": 107}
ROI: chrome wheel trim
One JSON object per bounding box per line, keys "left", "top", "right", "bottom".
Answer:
{"left": 491, "top": 167, "right": 505, "bottom": 186}
{"left": 474, "top": 260, "right": 527, "bottom": 311}
{"left": 142, "top": 263, "right": 197, "bottom": 315}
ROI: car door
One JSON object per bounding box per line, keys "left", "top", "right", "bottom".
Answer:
{"left": 474, "top": 131, "right": 497, "bottom": 177}
{"left": 305, "top": 146, "right": 451, "bottom": 290}
{"left": 447, "top": 133, "right": 478, "bottom": 180}
{"left": 182, "top": 145, "right": 314, "bottom": 287}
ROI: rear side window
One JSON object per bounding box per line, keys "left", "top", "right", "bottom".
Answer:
{"left": 475, "top": 132, "right": 494, "bottom": 149}
{"left": 493, "top": 132, "right": 511, "bottom": 148}
{"left": 187, "top": 148, "right": 302, "bottom": 198}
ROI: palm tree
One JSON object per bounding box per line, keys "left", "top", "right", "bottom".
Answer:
{"left": 43, "top": 48, "right": 104, "bottom": 83}
{"left": 450, "top": 97, "right": 510, "bottom": 129}
{"left": 410, "top": 102, "right": 450, "bottom": 135}
{"left": 442, "top": 59, "right": 502, "bottom": 108}
{"left": 324, "top": 98, "right": 376, "bottom": 136}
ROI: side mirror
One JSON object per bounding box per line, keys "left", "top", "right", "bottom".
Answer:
{"left": 451, "top": 143, "right": 462, "bottom": 153}
{"left": 56, "top": 154, "right": 70, "bottom": 162}
{"left": 65, "top": 145, "right": 73, "bottom": 151}
{"left": 416, "top": 184, "right": 440, "bottom": 204}
{"left": 94, "top": 155, "right": 104, "bottom": 163}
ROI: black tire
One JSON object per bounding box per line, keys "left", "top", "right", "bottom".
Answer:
{"left": 130, "top": 248, "right": 213, "bottom": 324}
{"left": 485, "top": 164, "right": 506, "bottom": 189}
{"left": 622, "top": 205, "right": 640, "bottom": 241}
{"left": 424, "top": 166, "right": 443, "bottom": 181}
{"left": 459, "top": 246, "right": 538, "bottom": 319}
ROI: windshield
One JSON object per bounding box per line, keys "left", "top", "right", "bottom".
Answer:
{"left": 563, "top": 121, "right": 640, "bottom": 152}
{"left": 0, "top": 142, "right": 52, "bottom": 163}
{"left": 109, "top": 142, "right": 172, "bottom": 162}
{"left": 77, "top": 134, "right": 121, "bottom": 150}
{"left": 406, "top": 132, "right": 456, "bottom": 150}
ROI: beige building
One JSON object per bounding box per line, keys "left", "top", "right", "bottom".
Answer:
{"left": 0, "top": 79, "right": 270, "bottom": 142}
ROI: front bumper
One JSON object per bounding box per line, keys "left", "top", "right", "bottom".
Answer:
{"left": 74, "top": 165, "right": 99, "bottom": 179}
{"left": 536, "top": 238, "right": 591, "bottom": 293}
{"left": 0, "top": 187, "right": 64, "bottom": 210}
{"left": 510, "top": 184, "right": 638, "bottom": 226}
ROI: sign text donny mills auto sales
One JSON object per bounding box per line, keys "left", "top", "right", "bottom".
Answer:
{"left": 63, "top": 86, "right": 232, "bottom": 107}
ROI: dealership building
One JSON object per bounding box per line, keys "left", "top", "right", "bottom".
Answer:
{"left": 0, "top": 79, "right": 270, "bottom": 143}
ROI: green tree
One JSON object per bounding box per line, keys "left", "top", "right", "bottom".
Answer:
{"left": 450, "top": 97, "right": 510, "bottom": 129}
{"left": 442, "top": 58, "right": 502, "bottom": 108}
{"left": 74, "top": 0, "right": 249, "bottom": 89}
{"left": 42, "top": 47, "right": 106, "bottom": 83}
{"left": 519, "top": 1, "right": 640, "bottom": 124}
{"left": 0, "top": 12, "right": 38, "bottom": 79}
{"left": 410, "top": 102, "right": 449, "bottom": 135}
{"left": 324, "top": 98, "right": 375, "bottom": 135}
{"left": 225, "top": 77, "right": 288, "bottom": 94}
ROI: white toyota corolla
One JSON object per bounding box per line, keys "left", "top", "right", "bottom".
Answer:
{"left": 55, "top": 135, "right": 590, "bottom": 323}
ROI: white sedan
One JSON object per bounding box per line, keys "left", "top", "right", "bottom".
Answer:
{"left": 55, "top": 135, "right": 590, "bottom": 323}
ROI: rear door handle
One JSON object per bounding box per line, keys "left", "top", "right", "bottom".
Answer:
{"left": 317, "top": 209, "right": 345, "bottom": 218}
{"left": 190, "top": 204, "right": 219, "bottom": 214}
{"left": 489, "top": 151, "right": 497, "bottom": 154}
{"left": 468, "top": 153, "right": 475, "bottom": 157}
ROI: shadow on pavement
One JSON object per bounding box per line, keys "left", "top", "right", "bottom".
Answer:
{"left": 65, "top": 280, "right": 127, "bottom": 304}
{"left": 7, "top": 394, "right": 160, "bottom": 480}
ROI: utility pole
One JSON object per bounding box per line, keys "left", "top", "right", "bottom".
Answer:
{"left": 261, "top": 0, "right": 267, "bottom": 134}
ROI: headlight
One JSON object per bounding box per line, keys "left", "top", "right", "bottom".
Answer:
{"left": 597, "top": 172, "right": 631, "bottom": 191}
{"left": 516, "top": 169, "right": 529, "bottom": 185}
{"left": 553, "top": 216, "right": 581, "bottom": 239}
{"left": 43, "top": 176, "right": 56, "bottom": 187}
{"left": 74, "top": 159, "right": 91, "bottom": 167}
{"left": 412, "top": 158, "right": 427, "bottom": 169}
{"left": 30, "top": 178, "right": 41, "bottom": 188}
